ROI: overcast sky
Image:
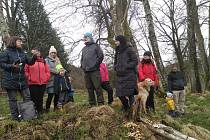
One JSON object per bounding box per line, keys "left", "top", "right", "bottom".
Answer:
{"left": 42, "top": 0, "right": 209, "bottom": 67}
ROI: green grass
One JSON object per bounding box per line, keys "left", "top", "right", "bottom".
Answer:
{"left": 0, "top": 95, "right": 9, "bottom": 116}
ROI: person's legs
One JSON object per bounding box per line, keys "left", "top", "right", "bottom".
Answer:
{"left": 85, "top": 72, "right": 96, "bottom": 105}
{"left": 173, "top": 90, "right": 180, "bottom": 112}
{"left": 58, "top": 91, "right": 66, "bottom": 108}
{"left": 29, "top": 85, "right": 38, "bottom": 112}
{"left": 128, "top": 94, "right": 134, "bottom": 107}
{"left": 91, "top": 71, "right": 104, "bottom": 105}
{"left": 6, "top": 89, "right": 19, "bottom": 120}
{"left": 101, "top": 81, "right": 113, "bottom": 104}
{"left": 178, "top": 90, "right": 185, "bottom": 114}
{"left": 46, "top": 93, "right": 54, "bottom": 111}
{"left": 35, "top": 85, "right": 46, "bottom": 113}
{"left": 146, "top": 86, "right": 155, "bottom": 111}
{"left": 54, "top": 93, "right": 59, "bottom": 110}
{"left": 119, "top": 96, "right": 129, "bottom": 110}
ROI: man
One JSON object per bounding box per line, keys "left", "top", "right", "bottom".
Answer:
{"left": 81, "top": 32, "right": 104, "bottom": 105}
{"left": 167, "top": 64, "right": 185, "bottom": 115}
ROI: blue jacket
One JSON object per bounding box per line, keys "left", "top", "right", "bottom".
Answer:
{"left": 0, "top": 48, "right": 36, "bottom": 89}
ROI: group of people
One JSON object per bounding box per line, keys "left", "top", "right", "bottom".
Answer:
{"left": 0, "top": 36, "right": 74, "bottom": 120}
{"left": 81, "top": 32, "right": 185, "bottom": 117}
{"left": 0, "top": 33, "right": 185, "bottom": 121}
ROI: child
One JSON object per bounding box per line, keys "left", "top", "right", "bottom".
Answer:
{"left": 55, "top": 64, "right": 74, "bottom": 111}
{"left": 166, "top": 92, "right": 176, "bottom": 117}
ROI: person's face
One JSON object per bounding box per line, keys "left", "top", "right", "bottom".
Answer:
{"left": 83, "top": 36, "right": 91, "bottom": 43}
{"left": 31, "top": 49, "right": 40, "bottom": 57}
{"left": 16, "top": 39, "right": 22, "bottom": 48}
{"left": 50, "top": 52, "right": 57, "bottom": 58}
{"left": 143, "top": 55, "right": 151, "bottom": 60}
{"left": 60, "top": 69, "right": 65, "bottom": 76}
{"left": 172, "top": 66, "right": 178, "bottom": 72}
{"left": 115, "top": 40, "right": 120, "bottom": 46}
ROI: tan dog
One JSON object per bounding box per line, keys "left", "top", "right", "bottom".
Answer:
{"left": 132, "top": 78, "right": 153, "bottom": 121}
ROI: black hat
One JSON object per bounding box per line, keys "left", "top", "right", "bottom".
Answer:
{"left": 143, "top": 51, "right": 152, "bottom": 56}
{"left": 115, "top": 35, "right": 127, "bottom": 45}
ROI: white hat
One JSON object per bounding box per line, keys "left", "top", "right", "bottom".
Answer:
{"left": 49, "top": 46, "right": 57, "bottom": 54}
{"left": 166, "top": 92, "right": 173, "bottom": 98}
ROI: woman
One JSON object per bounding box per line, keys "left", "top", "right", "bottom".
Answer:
{"left": 138, "top": 51, "right": 159, "bottom": 112}
{"left": 45, "top": 46, "right": 61, "bottom": 111}
{"left": 24, "top": 47, "right": 50, "bottom": 114}
{"left": 114, "top": 35, "right": 138, "bottom": 112}
{"left": 0, "top": 36, "right": 37, "bottom": 120}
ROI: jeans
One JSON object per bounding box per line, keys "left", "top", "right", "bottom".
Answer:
{"left": 6, "top": 88, "right": 31, "bottom": 120}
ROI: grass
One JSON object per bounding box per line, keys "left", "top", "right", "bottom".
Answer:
{"left": 1, "top": 89, "right": 210, "bottom": 139}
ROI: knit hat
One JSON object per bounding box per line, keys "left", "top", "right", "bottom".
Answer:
{"left": 115, "top": 35, "right": 127, "bottom": 45}
{"left": 166, "top": 92, "right": 173, "bottom": 98}
{"left": 84, "top": 32, "right": 93, "bottom": 39}
{"left": 49, "top": 46, "right": 57, "bottom": 54}
{"left": 56, "top": 64, "right": 64, "bottom": 73}
{"left": 143, "top": 51, "right": 152, "bottom": 56}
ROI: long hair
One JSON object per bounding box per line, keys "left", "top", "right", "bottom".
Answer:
{"left": 7, "top": 36, "right": 22, "bottom": 48}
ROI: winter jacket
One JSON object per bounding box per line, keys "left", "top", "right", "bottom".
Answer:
{"left": 167, "top": 71, "right": 185, "bottom": 92}
{"left": 45, "top": 56, "right": 57, "bottom": 89}
{"left": 138, "top": 62, "right": 159, "bottom": 86}
{"left": 114, "top": 45, "right": 138, "bottom": 97}
{"left": 100, "top": 63, "right": 109, "bottom": 82}
{"left": 24, "top": 57, "right": 50, "bottom": 85}
{"left": 166, "top": 97, "right": 175, "bottom": 111}
{"left": 81, "top": 42, "right": 104, "bottom": 72}
{"left": 54, "top": 74, "right": 72, "bottom": 94}
{"left": 0, "top": 48, "right": 36, "bottom": 89}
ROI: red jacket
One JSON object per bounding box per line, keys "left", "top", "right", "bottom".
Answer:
{"left": 24, "top": 58, "right": 50, "bottom": 85}
{"left": 100, "top": 63, "right": 109, "bottom": 82}
{"left": 138, "top": 62, "right": 159, "bottom": 86}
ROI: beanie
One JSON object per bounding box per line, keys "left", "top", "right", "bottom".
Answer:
{"left": 49, "top": 46, "right": 57, "bottom": 54}
{"left": 143, "top": 51, "right": 152, "bottom": 56}
{"left": 166, "top": 92, "right": 173, "bottom": 98}
{"left": 56, "top": 64, "right": 64, "bottom": 73}
{"left": 84, "top": 32, "right": 93, "bottom": 40}
{"left": 115, "top": 35, "right": 127, "bottom": 45}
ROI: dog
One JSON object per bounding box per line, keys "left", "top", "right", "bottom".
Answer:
{"left": 132, "top": 78, "right": 153, "bottom": 121}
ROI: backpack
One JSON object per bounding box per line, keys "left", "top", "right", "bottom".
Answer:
{"left": 18, "top": 101, "right": 37, "bottom": 120}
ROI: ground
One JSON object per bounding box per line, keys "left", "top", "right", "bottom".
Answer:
{"left": 0, "top": 89, "right": 210, "bottom": 139}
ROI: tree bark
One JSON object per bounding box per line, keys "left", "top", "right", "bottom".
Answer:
{"left": 187, "top": 0, "right": 202, "bottom": 93}
{"left": 193, "top": 0, "right": 210, "bottom": 90}
{"left": 0, "top": 0, "right": 9, "bottom": 49}
{"left": 142, "top": 0, "right": 167, "bottom": 89}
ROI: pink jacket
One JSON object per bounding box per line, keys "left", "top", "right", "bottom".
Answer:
{"left": 100, "top": 63, "right": 109, "bottom": 82}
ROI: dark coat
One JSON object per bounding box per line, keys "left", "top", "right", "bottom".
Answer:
{"left": 114, "top": 45, "right": 138, "bottom": 97}
{"left": 81, "top": 42, "right": 104, "bottom": 72}
{"left": 0, "top": 48, "right": 36, "bottom": 90}
{"left": 54, "top": 74, "right": 72, "bottom": 94}
{"left": 167, "top": 71, "right": 185, "bottom": 92}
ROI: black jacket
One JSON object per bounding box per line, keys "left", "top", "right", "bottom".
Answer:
{"left": 81, "top": 42, "right": 104, "bottom": 72}
{"left": 167, "top": 71, "right": 185, "bottom": 92}
{"left": 0, "top": 48, "right": 36, "bottom": 89}
{"left": 54, "top": 74, "right": 71, "bottom": 93}
{"left": 114, "top": 45, "right": 138, "bottom": 97}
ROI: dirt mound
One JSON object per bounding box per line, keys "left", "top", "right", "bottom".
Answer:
{"left": 181, "top": 124, "right": 210, "bottom": 140}
{"left": 85, "top": 105, "right": 115, "bottom": 118}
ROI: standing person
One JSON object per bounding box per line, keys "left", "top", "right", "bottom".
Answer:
{"left": 138, "top": 51, "right": 159, "bottom": 112}
{"left": 45, "top": 46, "right": 60, "bottom": 111}
{"left": 0, "top": 36, "right": 37, "bottom": 120}
{"left": 114, "top": 35, "right": 138, "bottom": 112}
{"left": 167, "top": 64, "right": 185, "bottom": 115}
{"left": 100, "top": 63, "right": 113, "bottom": 104}
{"left": 24, "top": 47, "right": 50, "bottom": 115}
{"left": 81, "top": 32, "right": 104, "bottom": 106}
{"left": 54, "top": 64, "right": 73, "bottom": 111}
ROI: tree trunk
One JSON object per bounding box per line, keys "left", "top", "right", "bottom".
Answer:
{"left": 193, "top": 0, "right": 210, "bottom": 90}
{"left": 0, "top": 0, "right": 9, "bottom": 50}
{"left": 187, "top": 0, "right": 202, "bottom": 93}
{"left": 142, "top": 0, "right": 167, "bottom": 89}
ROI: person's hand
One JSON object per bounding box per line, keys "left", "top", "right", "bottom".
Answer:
{"left": 12, "top": 64, "right": 19, "bottom": 69}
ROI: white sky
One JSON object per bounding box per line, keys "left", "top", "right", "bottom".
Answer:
{"left": 42, "top": 0, "right": 209, "bottom": 67}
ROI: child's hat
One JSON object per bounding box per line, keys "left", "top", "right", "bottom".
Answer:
{"left": 56, "top": 64, "right": 64, "bottom": 73}
{"left": 166, "top": 92, "right": 173, "bottom": 98}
